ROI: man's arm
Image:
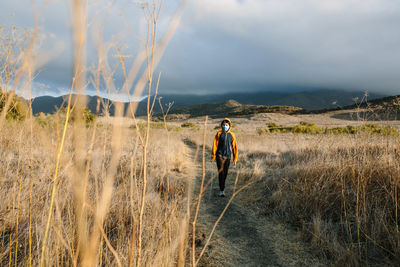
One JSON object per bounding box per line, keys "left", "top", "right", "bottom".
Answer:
{"left": 231, "top": 132, "right": 238, "bottom": 165}
{"left": 211, "top": 132, "right": 220, "bottom": 161}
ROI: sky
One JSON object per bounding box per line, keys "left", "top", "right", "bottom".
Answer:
{"left": 1, "top": 0, "right": 400, "bottom": 99}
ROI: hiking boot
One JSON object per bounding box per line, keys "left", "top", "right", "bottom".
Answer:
{"left": 219, "top": 191, "right": 225, "bottom": 197}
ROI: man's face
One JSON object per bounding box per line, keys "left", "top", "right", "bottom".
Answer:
{"left": 222, "top": 122, "right": 229, "bottom": 128}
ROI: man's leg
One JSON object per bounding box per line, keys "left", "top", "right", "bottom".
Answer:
{"left": 222, "top": 158, "right": 231, "bottom": 189}
{"left": 216, "top": 156, "right": 225, "bottom": 191}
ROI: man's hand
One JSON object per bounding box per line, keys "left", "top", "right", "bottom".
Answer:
{"left": 233, "top": 161, "right": 237, "bottom": 168}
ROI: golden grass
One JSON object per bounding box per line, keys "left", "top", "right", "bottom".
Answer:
{"left": 3, "top": 112, "right": 400, "bottom": 266}
{"left": 0, "top": 120, "right": 193, "bottom": 266}
{"left": 235, "top": 131, "right": 400, "bottom": 265}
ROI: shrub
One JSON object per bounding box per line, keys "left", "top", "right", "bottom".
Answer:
{"left": 83, "top": 107, "right": 95, "bottom": 124}
{"left": 256, "top": 127, "right": 269, "bottom": 135}
{"left": 35, "top": 112, "right": 55, "bottom": 128}
{"left": 260, "top": 122, "right": 399, "bottom": 136}
{"left": 0, "top": 90, "right": 28, "bottom": 121}
{"left": 299, "top": 121, "right": 316, "bottom": 127}
{"left": 130, "top": 121, "right": 176, "bottom": 131}
{"left": 57, "top": 106, "right": 96, "bottom": 126}
{"left": 181, "top": 122, "right": 195, "bottom": 128}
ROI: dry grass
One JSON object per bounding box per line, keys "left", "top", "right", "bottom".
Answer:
{"left": 0, "top": 120, "right": 193, "bottom": 266}
{"left": 0, "top": 1, "right": 196, "bottom": 266}
{"left": 3, "top": 110, "right": 400, "bottom": 266}
{"left": 235, "top": 130, "right": 400, "bottom": 266}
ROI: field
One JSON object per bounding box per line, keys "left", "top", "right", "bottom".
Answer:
{"left": 1, "top": 110, "right": 400, "bottom": 266}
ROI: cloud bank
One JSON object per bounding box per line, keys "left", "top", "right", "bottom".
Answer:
{"left": 1, "top": 0, "right": 400, "bottom": 97}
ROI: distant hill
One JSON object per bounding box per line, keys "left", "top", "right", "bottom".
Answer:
{"left": 31, "top": 89, "right": 387, "bottom": 115}
{"left": 167, "top": 99, "right": 304, "bottom": 118}
{"left": 167, "top": 100, "right": 244, "bottom": 118}
{"left": 342, "top": 94, "right": 400, "bottom": 110}
{"left": 31, "top": 95, "right": 148, "bottom": 116}
{"left": 154, "top": 89, "right": 386, "bottom": 111}
{"left": 326, "top": 95, "right": 400, "bottom": 121}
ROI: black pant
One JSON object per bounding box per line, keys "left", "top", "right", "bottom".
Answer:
{"left": 216, "top": 155, "right": 230, "bottom": 191}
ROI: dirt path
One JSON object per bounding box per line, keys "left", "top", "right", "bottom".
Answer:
{"left": 186, "top": 140, "right": 326, "bottom": 267}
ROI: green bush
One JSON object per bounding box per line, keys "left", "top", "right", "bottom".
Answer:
{"left": 299, "top": 121, "right": 316, "bottom": 127}
{"left": 56, "top": 106, "right": 96, "bottom": 126}
{"left": 259, "top": 122, "right": 399, "bottom": 136}
{"left": 35, "top": 112, "right": 55, "bottom": 128}
{"left": 257, "top": 127, "right": 269, "bottom": 135}
{"left": 266, "top": 122, "right": 278, "bottom": 128}
{"left": 0, "top": 91, "right": 28, "bottom": 121}
{"left": 181, "top": 122, "right": 195, "bottom": 128}
{"left": 346, "top": 125, "right": 357, "bottom": 134}
{"left": 83, "top": 107, "right": 95, "bottom": 124}
{"left": 130, "top": 121, "right": 176, "bottom": 131}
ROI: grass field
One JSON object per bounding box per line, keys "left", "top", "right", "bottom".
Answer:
{"left": 0, "top": 118, "right": 195, "bottom": 266}
{"left": 183, "top": 114, "right": 400, "bottom": 266}
{"left": 2, "top": 110, "right": 400, "bottom": 266}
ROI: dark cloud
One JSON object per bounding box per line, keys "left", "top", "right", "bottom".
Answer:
{"left": 2, "top": 0, "right": 400, "bottom": 98}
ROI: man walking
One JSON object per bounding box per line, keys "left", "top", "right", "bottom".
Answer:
{"left": 211, "top": 118, "right": 238, "bottom": 197}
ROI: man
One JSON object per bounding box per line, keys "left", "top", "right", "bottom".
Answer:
{"left": 211, "top": 118, "right": 238, "bottom": 197}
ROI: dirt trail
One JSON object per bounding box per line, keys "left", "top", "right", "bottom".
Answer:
{"left": 186, "top": 140, "right": 326, "bottom": 267}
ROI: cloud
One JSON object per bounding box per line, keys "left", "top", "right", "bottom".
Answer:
{"left": 167, "top": 0, "right": 400, "bottom": 93}
{"left": 2, "top": 0, "right": 400, "bottom": 97}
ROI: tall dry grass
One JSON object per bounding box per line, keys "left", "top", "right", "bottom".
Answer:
{"left": 0, "top": 0, "right": 199, "bottom": 266}
{"left": 237, "top": 131, "right": 400, "bottom": 265}
{"left": 0, "top": 121, "right": 192, "bottom": 266}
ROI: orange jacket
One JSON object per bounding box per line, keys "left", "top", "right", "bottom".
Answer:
{"left": 211, "top": 118, "right": 238, "bottom": 162}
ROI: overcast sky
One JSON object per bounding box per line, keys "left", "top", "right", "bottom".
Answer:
{"left": 1, "top": 0, "right": 400, "bottom": 98}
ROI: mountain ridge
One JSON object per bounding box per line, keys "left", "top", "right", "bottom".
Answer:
{"left": 30, "top": 89, "right": 387, "bottom": 116}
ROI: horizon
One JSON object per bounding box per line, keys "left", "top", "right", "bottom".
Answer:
{"left": 23, "top": 85, "right": 392, "bottom": 102}
{"left": 28, "top": 87, "right": 390, "bottom": 99}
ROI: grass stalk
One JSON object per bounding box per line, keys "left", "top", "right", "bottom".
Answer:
{"left": 191, "top": 116, "right": 208, "bottom": 266}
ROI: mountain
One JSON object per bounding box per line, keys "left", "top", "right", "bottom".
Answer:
{"left": 31, "top": 95, "right": 148, "bottom": 116}
{"left": 167, "top": 99, "right": 304, "bottom": 118}
{"left": 155, "top": 90, "right": 386, "bottom": 111}
{"left": 327, "top": 94, "right": 400, "bottom": 121}
{"left": 31, "top": 89, "right": 387, "bottom": 115}
{"left": 166, "top": 100, "right": 244, "bottom": 118}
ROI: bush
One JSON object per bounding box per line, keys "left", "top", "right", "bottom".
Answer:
{"left": 299, "top": 121, "right": 316, "bottom": 127}
{"left": 35, "top": 112, "right": 55, "bottom": 128}
{"left": 181, "top": 122, "right": 195, "bottom": 128}
{"left": 257, "top": 127, "right": 269, "bottom": 135}
{"left": 130, "top": 121, "right": 176, "bottom": 131}
{"left": 0, "top": 90, "right": 28, "bottom": 121}
{"left": 83, "top": 107, "right": 95, "bottom": 124}
{"left": 57, "top": 106, "right": 96, "bottom": 126}
{"left": 260, "top": 121, "right": 399, "bottom": 136}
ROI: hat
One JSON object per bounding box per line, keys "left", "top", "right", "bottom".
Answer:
{"left": 221, "top": 117, "right": 231, "bottom": 126}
